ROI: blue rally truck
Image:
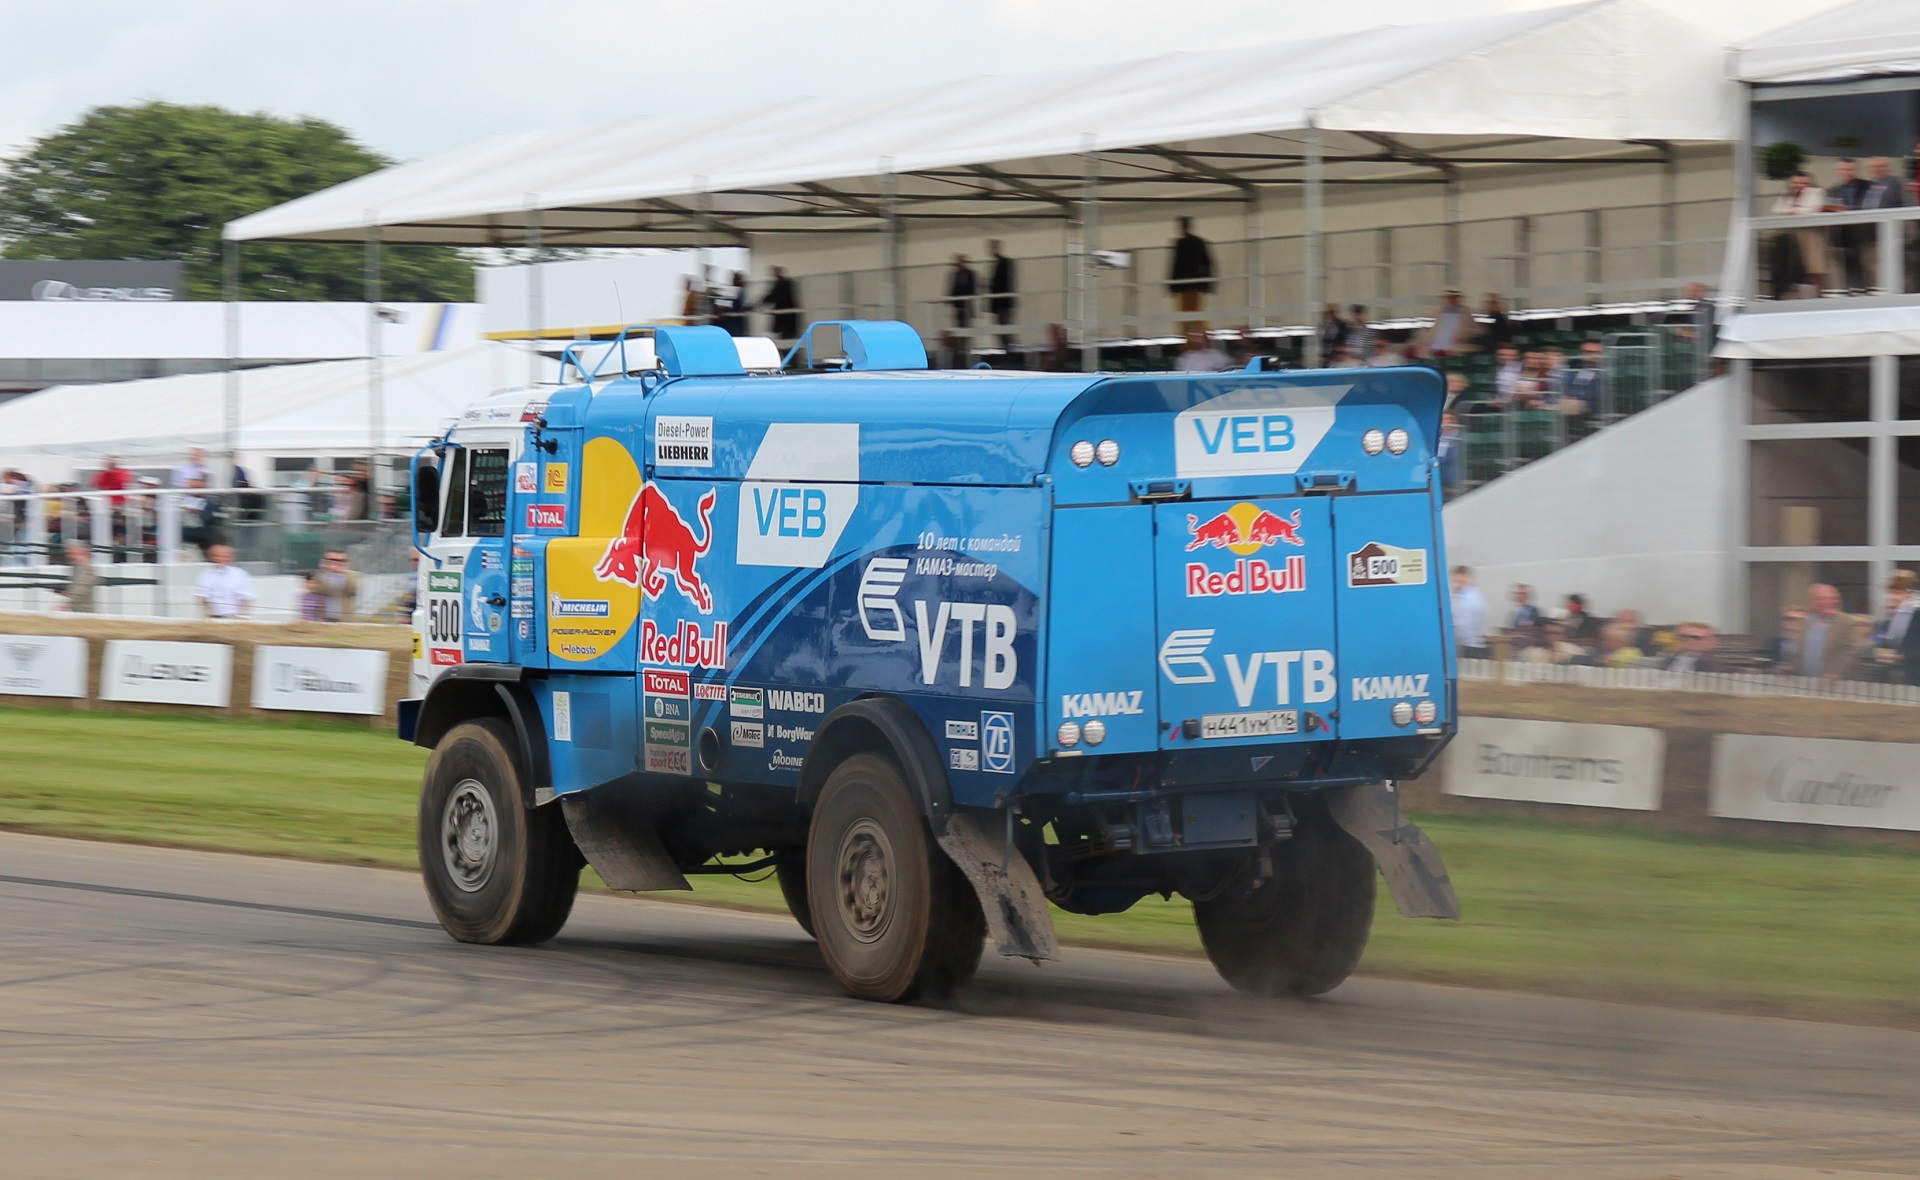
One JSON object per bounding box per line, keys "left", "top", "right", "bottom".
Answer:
{"left": 402, "top": 320, "right": 1459, "bottom": 1003}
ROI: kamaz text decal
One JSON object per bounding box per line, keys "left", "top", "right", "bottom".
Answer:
{"left": 1351, "top": 674, "right": 1430, "bottom": 700}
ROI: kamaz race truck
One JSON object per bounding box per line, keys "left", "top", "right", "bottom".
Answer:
{"left": 401, "top": 320, "right": 1460, "bottom": 1003}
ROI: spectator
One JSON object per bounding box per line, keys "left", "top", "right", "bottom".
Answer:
{"left": 1869, "top": 570, "right": 1918, "bottom": 681}
{"left": 1586, "top": 621, "right": 1645, "bottom": 668}
{"left": 180, "top": 475, "right": 225, "bottom": 557}
{"left": 317, "top": 549, "right": 362, "bottom": 622}
{"left": 1327, "top": 342, "right": 1363, "bottom": 369}
{"left": 933, "top": 331, "right": 967, "bottom": 370}
{"left": 1770, "top": 170, "right": 1828, "bottom": 298}
{"left": 55, "top": 541, "right": 97, "bottom": 613}
{"left": 1663, "top": 622, "right": 1725, "bottom": 673}
{"left": 1829, "top": 159, "right": 1871, "bottom": 293}
{"left": 1767, "top": 608, "right": 1805, "bottom": 670}
{"left": 759, "top": 267, "right": 801, "bottom": 343}
{"left": 170, "top": 447, "right": 208, "bottom": 489}
{"left": 93, "top": 455, "right": 133, "bottom": 543}
{"left": 986, "top": 241, "right": 1017, "bottom": 352}
{"left": 1492, "top": 346, "right": 1523, "bottom": 405}
{"left": 1511, "top": 350, "right": 1552, "bottom": 408}
{"left": 193, "top": 543, "right": 253, "bottom": 619}
{"left": 714, "top": 271, "right": 747, "bottom": 335}
{"left": 1437, "top": 410, "right": 1463, "bottom": 490}
{"left": 1524, "top": 619, "right": 1584, "bottom": 665}
{"left": 346, "top": 461, "right": 371, "bottom": 521}
{"left": 1038, "top": 323, "right": 1073, "bottom": 372}
{"left": 1, "top": 469, "right": 29, "bottom": 567}
{"left": 1365, "top": 336, "right": 1404, "bottom": 367}
{"left": 946, "top": 254, "right": 977, "bottom": 330}
{"left": 1450, "top": 565, "right": 1488, "bottom": 658}
{"left": 1426, "top": 290, "right": 1472, "bottom": 357}
{"left": 1562, "top": 593, "right": 1600, "bottom": 645}
{"left": 1166, "top": 216, "right": 1215, "bottom": 332}
{"left": 1477, "top": 293, "right": 1514, "bottom": 352}
{"left": 1317, "top": 303, "right": 1347, "bottom": 358}
{"left": 1613, "top": 607, "right": 1654, "bottom": 652}
{"left": 297, "top": 572, "right": 328, "bottom": 622}
{"left": 1506, "top": 583, "right": 1539, "bottom": 634}
{"left": 1345, "top": 305, "right": 1373, "bottom": 358}
{"left": 1175, "top": 330, "right": 1231, "bottom": 372}
{"left": 1788, "top": 583, "right": 1862, "bottom": 682}
{"left": 1561, "top": 339, "right": 1605, "bottom": 420}
{"left": 1444, "top": 371, "right": 1472, "bottom": 411}
{"left": 1855, "top": 158, "right": 1906, "bottom": 291}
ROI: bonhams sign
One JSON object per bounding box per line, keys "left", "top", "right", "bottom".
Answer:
{"left": 99, "top": 640, "right": 232, "bottom": 707}
{"left": 0, "top": 635, "right": 88, "bottom": 699}
{"left": 251, "top": 646, "right": 387, "bottom": 716}
{"left": 1711, "top": 735, "right": 1920, "bottom": 832}
{"left": 1443, "top": 716, "right": 1664, "bottom": 811}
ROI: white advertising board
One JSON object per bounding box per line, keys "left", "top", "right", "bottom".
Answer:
{"left": 1711, "top": 734, "right": 1920, "bottom": 832}
{"left": 99, "top": 640, "right": 232, "bottom": 707}
{"left": 1444, "top": 716, "right": 1664, "bottom": 811}
{"left": 0, "top": 634, "right": 88, "bottom": 698}
{"left": 251, "top": 646, "right": 388, "bottom": 716}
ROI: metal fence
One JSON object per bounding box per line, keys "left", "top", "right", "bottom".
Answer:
{"left": 1459, "top": 657, "right": 1920, "bottom": 705}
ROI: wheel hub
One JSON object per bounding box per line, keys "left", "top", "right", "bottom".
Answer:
{"left": 442, "top": 779, "right": 498, "bottom": 893}
{"left": 835, "top": 819, "right": 895, "bottom": 944}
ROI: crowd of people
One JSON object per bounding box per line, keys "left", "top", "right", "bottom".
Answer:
{"left": 1448, "top": 568, "right": 1920, "bottom": 687}
{"left": 1766, "top": 153, "right": 1913, "bottom": 299}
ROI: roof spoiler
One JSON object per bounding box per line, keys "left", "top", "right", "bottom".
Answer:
{"left": 784, "top": 320, "right": 928, "bottom": 371}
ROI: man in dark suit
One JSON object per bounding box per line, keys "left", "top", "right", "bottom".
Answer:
{"left": 1664, "top": 622, "right": 1727, "bottom": 674}
{"left": 1167, "top": 216, "right": 1215, "bottom": 335}
{"left": 946, "top": 254, "right": 978, "bottom": 330}
{"left": 1830, "top": 158, "right": 1872, "bottom": 292}
{"left": 759, "top": 266, "right": 800, "bottom": 343}
{"left": 986, "top": 241, "right": 1017, "bottom": 354}
{"left": 1856, "top": 158, "right": 1907, "bottom": 292}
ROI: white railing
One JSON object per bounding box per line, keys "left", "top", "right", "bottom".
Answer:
{"left": 1459, "top": 658, "right": 1920, "bottom": 706}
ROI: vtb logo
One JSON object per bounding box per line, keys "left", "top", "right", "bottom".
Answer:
{"left": 1186, "top": 503, "right": 1303, "bottom": 553}
{"left": 596, "top": 484, "right": 718, "bottom": 614}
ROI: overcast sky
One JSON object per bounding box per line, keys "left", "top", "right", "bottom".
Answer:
{"left": 0, "top": 0, "right": 1840, "bottom": 164}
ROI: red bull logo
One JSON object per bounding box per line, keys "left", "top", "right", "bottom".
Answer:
{"left": 595, "top": 484, "right": 718, "bottom": 614}
{"left": 1184, "top": 503, "right": 1308, "bottom": 599}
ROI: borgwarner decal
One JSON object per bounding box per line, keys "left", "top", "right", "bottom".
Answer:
{"left": 1173, "top": 385, "right": 1346, "bottom": 479}
{"left": 1184, "top": 503, "right": 1306, "bottom": 598}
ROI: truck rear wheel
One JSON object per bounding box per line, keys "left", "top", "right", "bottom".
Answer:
{"left": 418, "top": 718, "right": 581, "bottom": 946}
{"left": 806, "top": 752, "right": 984, "bottom": 1002}
{"left": 1193, "top": 803, "right": 1375, "bottom": 997}
{"left": 774, "top": 852, "right": 814, "bottom": 938}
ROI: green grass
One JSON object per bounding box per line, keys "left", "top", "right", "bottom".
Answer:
{"left": 2, "top": 707, "right": 1916, "bottom": 1024}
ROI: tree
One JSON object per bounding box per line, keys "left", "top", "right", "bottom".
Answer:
{"left": 0, "top": 102, "right": 472, "bottom": 301}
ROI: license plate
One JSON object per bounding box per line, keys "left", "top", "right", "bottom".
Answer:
{"left": 1201, "top": 710, "right": 1299, "bottom": 739}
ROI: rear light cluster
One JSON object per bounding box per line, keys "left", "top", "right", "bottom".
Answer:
{"left": 1360, "top": 427, "right": 1411, "bottom": 456}
{"left": 1056, "top": 720, "right": 1107, "bottom": 748}
{"left": 1390, "top": 699, "right": 1440, "bottom": 727}
{"left": 1068, "top": 439, "right": 1121, "bottom": 468}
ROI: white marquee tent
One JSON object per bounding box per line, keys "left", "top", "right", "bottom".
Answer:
{"left": 1736, "top": 0, "right": 1920, "bottom": 85}
{"left": 0, "top": 344, "right": 517, "bottom": 481}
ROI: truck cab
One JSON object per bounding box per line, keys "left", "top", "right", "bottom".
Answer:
{"left": 401, "top": 321, "right": 1459, "bottom": 1003}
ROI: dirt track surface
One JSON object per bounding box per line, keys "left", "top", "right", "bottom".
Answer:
{"left": 2, "top": 832, "right": 1917, "bottom": 1178}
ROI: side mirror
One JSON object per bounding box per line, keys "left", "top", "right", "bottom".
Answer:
{"left": 413, "top": 463, "right": 440, "bottom": 534}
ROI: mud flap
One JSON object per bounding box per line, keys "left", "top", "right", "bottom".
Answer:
{"left": 934, "top": 811, "right": 1058, "bottom": 962}
{"left": 561, "top": 794, "right": 691, "bottom": 892}
{"left": 1326, "top": 781, "right": 1461, "bottom": 920}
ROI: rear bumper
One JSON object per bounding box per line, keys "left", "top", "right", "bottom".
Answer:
{"left": 1016, "top": 729, "right": 1454, "bottom": 800}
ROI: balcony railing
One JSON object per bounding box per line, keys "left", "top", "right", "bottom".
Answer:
{"left": 1734, "top": 206, "right": 1920, "bottom": 306}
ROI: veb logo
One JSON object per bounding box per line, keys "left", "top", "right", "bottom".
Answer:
{"left": 980, "top": 711, "right": 1015, "bottom": 774}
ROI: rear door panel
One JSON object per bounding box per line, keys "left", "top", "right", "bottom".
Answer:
{"left": 1331, "top": 492, "right": 1449, "bottom": 738}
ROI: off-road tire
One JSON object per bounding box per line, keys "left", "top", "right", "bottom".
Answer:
{"left": 775, "top": 852, "right": 815, "bottom": 939}
{"left": 806, "top": 752, "right": 984, "bottom": 1002}
{"left": 1193, "top": 799, "right": 1375, "bottom": 997}
{"left": 418, "top": 718, "right": 581, "bottom": 946}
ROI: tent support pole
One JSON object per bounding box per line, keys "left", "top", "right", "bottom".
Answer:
{"left": 366, "top": 228, "right": 383, "bottom": 506}
{"left": 880, "top": 170, "right": 899, "bottom": 321}
{"left": 1303, "top": 124, "right": 1323, "bottom": 367}
{"left": 222, "top": 238, "right": 240, "bottom": 497}
{"left": 1445, "top": 175, "right": 1463, "bottom": 292}
{"left": 696, "top": 192, "right": 711, "bottom": 324}
{"left": 1245, "top": 190, "right": 1264, "bottom": 331}
{"left": 527, "top": 210, "right": 544, "bottom": 385}
{"left": 1660, "top": 144, "right": 1679, "bottom": 290}
{"left": 1082, "top": 150, "right": 1099, "bottom": 373}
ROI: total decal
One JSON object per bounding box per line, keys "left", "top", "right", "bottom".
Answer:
{"left": 1184, "top": 502, "right": 1307, "bottom": 598}
{"left": 857, "top": 556, "right": 1018, "bottom": 689}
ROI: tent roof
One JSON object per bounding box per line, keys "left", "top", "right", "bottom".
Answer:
{"left": 1716, "top": 305, "right": 1920, "bottom": 359}
{"left": 227, "top": 0, "right": 1735, "bottom": 249}
{"left": 1737, "top": 0, "right": 1920, "bottom": 85}
{"left": 0, "top": 344, "right": 518, "bottom": 465}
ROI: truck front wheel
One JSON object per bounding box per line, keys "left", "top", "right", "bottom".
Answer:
{"left": 806, "top": 753, "right": 984, "bottom": 1002}
{"left": 1193, "top": 802, "right": 1375, "bottom": 997}
{"left": 418, "top": 718, "right": 581, "bottom": 946}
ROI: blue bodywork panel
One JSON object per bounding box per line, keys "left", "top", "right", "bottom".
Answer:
{"left": 442, "top": 325, "right": 1453, "bottom": 810}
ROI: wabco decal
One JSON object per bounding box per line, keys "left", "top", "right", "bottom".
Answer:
{"left": 1352, "top": 674, "right": 1431, "bottom": 700}
{"left": 596, "top": 485, "right": 717, "bottom": 613}
{"left": 768, "top": 689, "right": 825, "bottom": 714}
{"left": 736, "top": 423, "right": 859, "bottom": 568}
{"left": 639, "top": 619, "right": 728, "bottom": 669}
{"left": 1347, "top": 542, "right": 1429, "bottom": 588}
{"left": 1185, "top": 503, "right": 1307, "bottom": 598}
{"left": 1061, "top": 691, "right": 1144, "bottom": 718}
{"left": 857, "top": 557, "right": 1019, "bottom": 690}
{"left": 1173, "top": 386, "right": 1344, "bottom": 478}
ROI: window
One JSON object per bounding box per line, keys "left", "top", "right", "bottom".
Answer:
{"left": 440, "top": 449, "right": 468, "bottom": 537}
{"left": 1750, "top": 358, "right": 1870, "bottom": 425}
{"left": 467, "top": 448, "right": 509, "bottom": 537}
{"left": 1747, "top": 437, "right": 1869, "bottom": 547}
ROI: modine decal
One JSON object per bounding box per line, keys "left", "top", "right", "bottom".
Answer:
{"left": 1173, "top": 385, "right": 1345, "bottom": 479}
{"left": 736, "top": 423, "right": 859, "bottom": 568}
